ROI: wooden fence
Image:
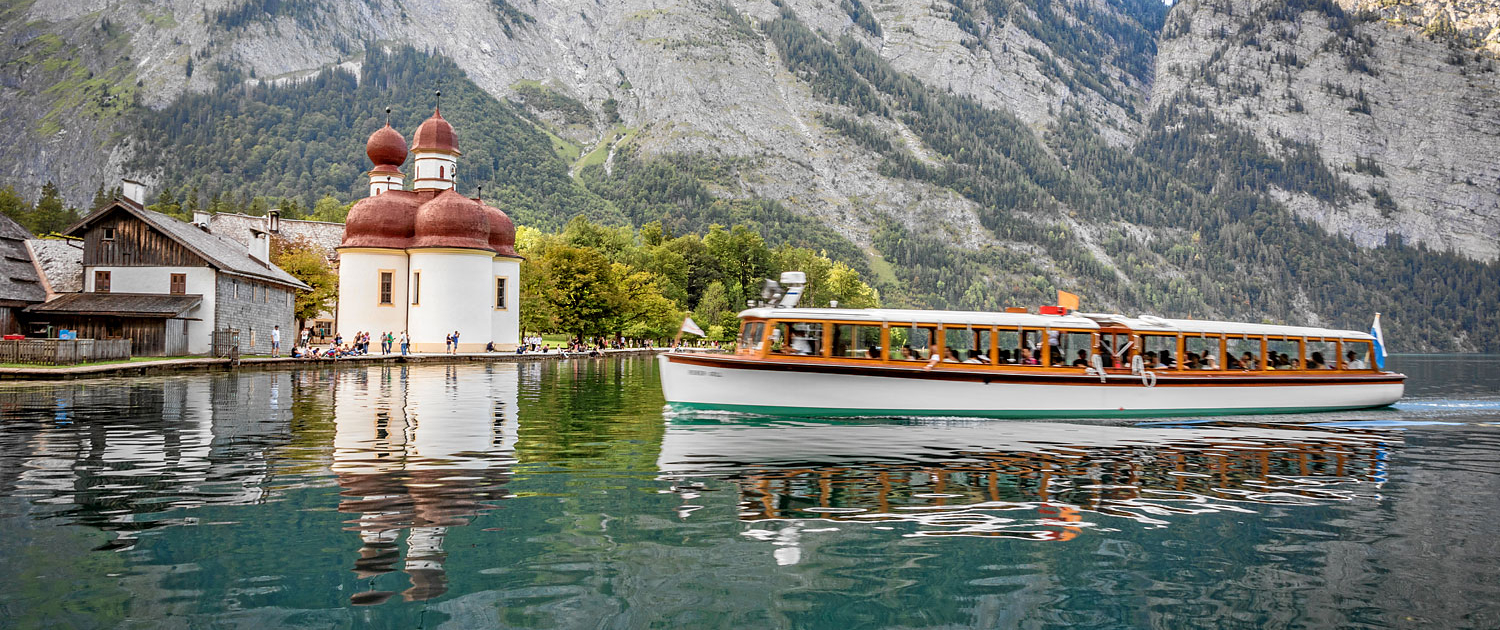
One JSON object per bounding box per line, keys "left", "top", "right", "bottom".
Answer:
{"left": 0, "top": 339, "right": 133, "bottom": 365}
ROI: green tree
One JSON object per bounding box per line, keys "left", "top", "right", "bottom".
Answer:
{"left": 0, "top": 186, "right": 31, "bottom": 231}
{"left": 270, "top": 236, "right": 336, "bottom": 325}
{"left": 308, "top": 195, "right": 350, "bottom": 222}
{"left": 542, "top": 245, "right": 617, "bottom": 340}
{"left": 29, "top": 182, "right": 78, "bottom": 235}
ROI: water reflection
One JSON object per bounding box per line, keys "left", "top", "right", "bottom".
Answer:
{"left": 1, "top": 374, "right": 294, "bottom": 549}
{"left": 331, "top": 364, "right": 518, "bottom": 605}
{"left": 658, "top": 418, "right": 1400, "bottom": 550}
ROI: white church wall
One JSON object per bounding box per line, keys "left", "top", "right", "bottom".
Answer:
{"left": 407, "top": 249, "right": 493, "bottom": 353}
{"left": 490, "top": 257, "right": 521, "bottom": 351}
{"left": 336, "top": 249, "right": 408, "bottom": 344}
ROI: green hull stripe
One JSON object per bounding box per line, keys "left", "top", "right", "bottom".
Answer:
{"left": 668, "top": 402, "right": 1395, "bottom": 419}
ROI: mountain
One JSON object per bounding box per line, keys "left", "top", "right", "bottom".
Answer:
{"left": 1, "top": 0, "right": 1497, "bottom": 350}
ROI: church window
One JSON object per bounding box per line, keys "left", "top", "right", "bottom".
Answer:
{"left": 412, "top": 271, "right": 421, "bottom": 305}
{"left": 440, "top": 165, "right": 445, "bottom": 179}
{"left": 495, "top": 277, "right": 507, "bottom": 309}
{"left": 379, "top": 271, "right": 393, "bottom": 305}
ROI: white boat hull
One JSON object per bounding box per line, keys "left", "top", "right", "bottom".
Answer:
{"left": 658, "top": 354, "right": 1404, "bottom": 418}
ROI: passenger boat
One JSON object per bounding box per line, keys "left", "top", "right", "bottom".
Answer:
{"left": 658, "top": 305, "right": 1404, "bottom": 418}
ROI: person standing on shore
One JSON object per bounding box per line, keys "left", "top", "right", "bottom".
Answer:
{"left": 400, "top": 331, "right": 409, "bottom": 356}
{"left": 272, "top": 325, "right": 281, "bottom": 357}
{"left": 451, "top": 331, "right": 460, "bottom": 354}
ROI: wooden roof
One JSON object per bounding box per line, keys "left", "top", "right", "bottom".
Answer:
{"left": 0, "top": 214, "right": 44, "bottom": 306}
{"left": 26, "top": 292, "right": 203, "bottom": 318}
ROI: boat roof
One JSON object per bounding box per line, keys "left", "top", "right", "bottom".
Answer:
{"left": 739, "top": 307, "right": 1100, "bottom": 329}
{"left": 739, "top": 308, "right": 1374, "bottom": 340}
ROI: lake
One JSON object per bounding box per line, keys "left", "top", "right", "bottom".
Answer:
{"left": 0, "top": 354, "right": 1496, "bottom": 628}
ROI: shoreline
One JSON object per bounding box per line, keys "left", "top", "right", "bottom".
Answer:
{"left": 0, "top": 347, "right": 708, "bottom": 381}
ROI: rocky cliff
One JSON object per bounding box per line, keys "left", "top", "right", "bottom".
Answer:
{"left": 2, "top": 0, "right": 1498, "bottom": 349}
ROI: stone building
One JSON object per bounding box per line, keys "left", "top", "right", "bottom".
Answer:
{"left": 25, "top": 186, "right": 308, "bottom": 355}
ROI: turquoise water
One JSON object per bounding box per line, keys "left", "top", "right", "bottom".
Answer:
{"left": 0, "top": 355, "right": 1496, "bottom": 628}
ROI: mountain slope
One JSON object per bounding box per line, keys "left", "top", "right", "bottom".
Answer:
{"left": 1, "top": 0, "right": 1497, "bottom": 350}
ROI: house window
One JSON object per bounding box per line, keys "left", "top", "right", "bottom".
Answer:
{"left": 170, "top": 273, "right": 186, "bottom": 295}
{"left": 412, "top": 271, "right": 421, "bottom": 305}
{"left": 379, "top": 271, "right": 393, "bottom": 305}
{"left": 234, "top": 282, "right": 239, "bottom": 299}
{"left": 495, "top": 277, "right": 507, "bottom": 309}
{"left": 95, "top": 270, "right": 111, "bottom": 293}
{"left": 102, "top": 227, "right": 116, "bottom": 241}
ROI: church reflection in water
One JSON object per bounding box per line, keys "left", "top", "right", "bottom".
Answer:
{"left": 658, "top": 419, "right": 1398, "bottom": 544}
{"left": 330, "top": 363, "right": 519, "bottom": 605}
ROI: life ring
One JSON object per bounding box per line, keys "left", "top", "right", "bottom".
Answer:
{"left": 1142, "top": 370, "right": 1157, "bottom": 388}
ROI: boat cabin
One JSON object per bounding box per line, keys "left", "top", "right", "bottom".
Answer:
{"left": 732, "top": 308, "right": 1379, "bottom": 374}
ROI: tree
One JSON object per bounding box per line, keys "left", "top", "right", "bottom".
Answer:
{"left": 29, "top": 182, "right": 78, "bottom": 235}
{"left": 542, "top": 245, "right": 617, "bottom": 340}
{"left": 308, "top": 195, "right": 350, "bottom": 222}
{"left": 0, "top": 186, "right": 30, "bottom": 232}
{"left": 270, "top": 236, "right": 337, "bottom": 326}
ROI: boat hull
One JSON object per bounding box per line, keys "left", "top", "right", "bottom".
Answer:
{"left": 658, "top": 354, "right": 1405, "bottom": 418}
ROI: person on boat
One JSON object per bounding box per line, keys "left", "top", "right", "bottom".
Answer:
{"left": 1240, "top": 352, "right": 1258, "bottom": 370}
{"left": 901, "top": 345, "right": 917, "bottom": 360}
{"left": 1157, "top": 350, "right": 1174, "bottom": 368}
{"left": 998, "top": 348, "right": 1012, "bottom": 364}
{"left": 1309, "top": 351, "right": 1329, "bottom": 369}
{"left": 1019, "top": 347, "right": 1038, "bottom": 365}
{"left": 1201, "top": 354, "right": 1219, "bottom": 370}
{"left": 943, "top": 346, "right": 962, "bottom": 363}
{"left": 963, "top": 350, "right": 984, "bottom": 364}
{"left": 1345, "top": 350, "right": 1367, "bottom": 369}
{"left": 790, "top": 330, "right": 814, "bottom": 355}
{"left": 868, "top": 346, "right": 882, "bottom": 359}
{"left": 1073, "top": 349, "right": 1089, "bottom": 367}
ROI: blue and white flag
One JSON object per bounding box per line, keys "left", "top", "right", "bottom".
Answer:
{"left": 1370, "top": 313, "right": 1387, "bottom": 370}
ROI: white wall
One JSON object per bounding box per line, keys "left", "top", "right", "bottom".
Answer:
{"left": 85, "top": 265, "right": 217, "bottom": 354}
{"left": 411, "top": 153, "right": 455, "bottom": 191}
{"left": 336, "top": 250, "right": 408, "bottom": 344}
{"left": 407, "top": 250, "right": 492, "bottom": 352}
{"left": 490, "top": 257, "right": 521, "bottom": 350}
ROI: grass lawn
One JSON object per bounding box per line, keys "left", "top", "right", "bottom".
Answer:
{"left": 0, "top": 356, "right": 201, "bottom": 369}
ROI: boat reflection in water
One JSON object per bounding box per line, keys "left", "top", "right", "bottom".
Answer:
{"left": 658, "top": 414, "right": 1398, "bottom": 554}
{"left": 330, "top": 363, "right": 519, "bottom": 605}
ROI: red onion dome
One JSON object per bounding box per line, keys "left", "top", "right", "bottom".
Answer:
{"left": 411, "top": 108, "right": 459, "bottom": 154}
{"left": 341, "top": 191, "right": 419, "bottom": 249}
{"left": 481, "top": 203, "right": 517, "bottom": 257}
{"left": 412, "top": 190, "right": 489, "bottom": 250}
{"left": 366, "top": 124, "right": 408, "bottom": 167}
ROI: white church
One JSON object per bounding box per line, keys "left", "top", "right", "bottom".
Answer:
{"left": 336, "top": 107, "right": 521, "bottom": 352}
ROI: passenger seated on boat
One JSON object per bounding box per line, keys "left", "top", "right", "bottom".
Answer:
{"left": 1019, "top": 347, "right": 1039, "bottom": 365}
{"left": 1240, "top": 352, "right": 1258, "bottom": 370}
{"left": 868, "top": 346, "right": 882, "bottom": 359}
{"left": 1183, "top": 352, "right": 1200, "bottom": 369}
{"left": 998, "top": 349, "right": 1012, "bottom": 364}
{"left": 944, "top": 346, "right": 962, "bottom": 362}
{"left": 1157, "top": 350, "right": 1174, "bottom": 368}
{"left": 1073, "top": 349, "right": 1089, "bottom": 367}
{"left": 1201, "top": 354, "right": 1219, "bottom": 370}
{"left": 1309, "top": 351, "right": 1331, "bottom": 369}
{"left": 1226, "top": 355, "right": 1240, "bottom": 370}
{"left": 1345, "top": 350, "right": 1367, "bottom": 369}
{"left": 964, "top": 349, "right": 985, "bottom": 364}
{"left": 901, "top": 345, "right": 917, "bottom": 360}
{"left": 790, "top": 332, "right": 814, "bottom": 355}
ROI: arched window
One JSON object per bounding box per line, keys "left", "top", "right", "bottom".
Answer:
{"left": 440, "top": 165, "right": 445, "bottom": 179}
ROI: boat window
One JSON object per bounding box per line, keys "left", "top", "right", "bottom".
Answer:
{"left": 994, "top": 329, "right": 1020, "bottom": 364}
{"left": 1342, "top": 340, "right": 1373, "bottom": 369}
{"left": 942, "top": 326, "right": 990, "bottom": 364}
{"left": 831, "top": 324, "right": 884, "bottom": 359}
{"left": 1304, "top": 339, "right": 1337, "bottom": 370}
{"left": 737, "top": 321, "right": 765, "bottom": 353}
{"left": 1225, "top": 336, "right": 1263, "bottom": 370}
{"left": 771, "top": 321, "right": 823, "bottom": 356}
{"left": 1015, "top": 329, "right": 1043, "bottom": 366}
{"left": 1096, "top": 332, "right": 1136, "bottom": 369}
{"left": 1056, "top": 331, "right": 1094, "bottom": 367}
{"left": 888, "top": 325, "right": 938, "bottom": 361}
{"left": 1182, "top": 335, "right": 1222, "bottom": 370}
{"left": 1266, "top": 338, "right": 1301, "bottom": 369}
{"left": 1141, "top": 334, "right": 1177, "bottom": 369}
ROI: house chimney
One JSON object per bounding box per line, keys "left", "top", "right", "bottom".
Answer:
{"left": 193, "top": 211, "right": 211, "bottom": 228}
{"left": 249, "top": 228, "right": 270, "bottom": 265}
{"left": 121, "top": 179, "right": 146, "bottom": 206}
{"left": 268, "top": 209, "right": 280, "bottom": 234}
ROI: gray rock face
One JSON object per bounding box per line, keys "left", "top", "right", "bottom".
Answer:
{"left": 1152, "top": 0, "right": 1500, "bottom": 260}
{"left": 3, "top": 0, "right": 1497, "bottom": 264}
